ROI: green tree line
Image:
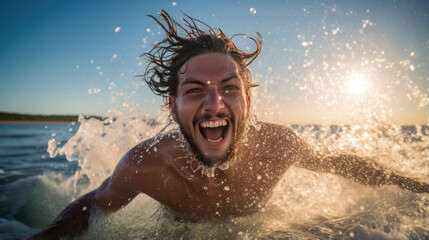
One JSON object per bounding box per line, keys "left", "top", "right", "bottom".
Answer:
{"left": 0, "top": 112, "right": 101, "bottom": 122}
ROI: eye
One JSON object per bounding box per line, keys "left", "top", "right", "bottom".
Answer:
{"left": 186, "top": 88, "right": 203, "bottom": 94}
{"left": 224, "top": 85, "right": 239, "bottom": 91}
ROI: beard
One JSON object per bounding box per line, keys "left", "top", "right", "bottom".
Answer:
{"left": 176, "top": 110, "right": 248, "bottom": 167}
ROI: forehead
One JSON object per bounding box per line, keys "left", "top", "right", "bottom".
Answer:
{"left": 179, "top": 53, "right": 240, "bottom": 82}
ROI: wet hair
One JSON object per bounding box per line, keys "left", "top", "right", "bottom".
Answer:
{"left": 142, "top": 10, "right": 263, "bottom": 108}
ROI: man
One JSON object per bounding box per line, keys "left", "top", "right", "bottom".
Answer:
{"left": 29, "top": 10, "right": 428, "bottom": 239}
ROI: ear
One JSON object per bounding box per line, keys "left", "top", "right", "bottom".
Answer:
{"left": 169, "top": 95, "right": 178, "bottom": 122}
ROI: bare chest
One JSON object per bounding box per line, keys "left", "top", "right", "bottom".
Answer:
{"left": 159, "top": 155, "right": 288, "bottom": 216}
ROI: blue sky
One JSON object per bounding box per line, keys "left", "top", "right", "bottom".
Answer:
{"left": 0, "top": 0, "right": 427, "bottom": 124}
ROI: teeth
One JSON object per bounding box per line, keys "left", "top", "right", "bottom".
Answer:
{"left": 199, "top": 120, "right": 228, "bottom": 143}
{"left": 207, "top": 137, "right": 223, "bottom": 143}
{"left": 199, "top": 120, "right": 227, "bottom": 128}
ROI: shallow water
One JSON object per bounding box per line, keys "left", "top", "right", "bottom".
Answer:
{"left": 0, "top": 119, "right": 428, "bottom": 239}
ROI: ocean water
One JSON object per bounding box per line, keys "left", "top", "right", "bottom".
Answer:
{"left": 0, "top": 118, "right": 428, "bottom": 239}
{"left": 0, "top": 123, "right": 79, "bottom": 239}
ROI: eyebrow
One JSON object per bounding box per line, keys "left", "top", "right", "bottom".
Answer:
{"left": 222, "top": 75, "right": 239, "bottom": 83}
{"left": 181, "top": 75, "right": 239, "bottom": 86}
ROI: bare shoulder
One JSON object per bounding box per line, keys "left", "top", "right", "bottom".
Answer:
{"left": 119, "top": 130, "right": 181, "bottom": 166}
{"left": 90, "top": 133, "right": 182, "bottom": 213}
{"left": 247, "top": 121, "right": 313, "bottom": 164}
{"left": 110, "top": 130, "right": 182, "bottom": 192}
{"left": 250, "top": 121, "right": 301, "bottom": 145}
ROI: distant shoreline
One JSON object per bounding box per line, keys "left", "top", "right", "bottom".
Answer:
{"left": 0, "top": 112, "right": 103, "bottom": 124}
{"left": 0, "top": 120, "right": 77, "bottom": 125}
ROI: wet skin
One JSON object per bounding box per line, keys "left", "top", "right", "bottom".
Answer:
{"left": 29, "top": 53, "right": 429, "bottom": 239}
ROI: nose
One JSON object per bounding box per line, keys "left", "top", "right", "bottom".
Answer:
{"left": 203, "top": 87, "right": 225, "bottom": 114}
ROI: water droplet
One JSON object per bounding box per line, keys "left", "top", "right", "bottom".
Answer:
{"left": 111, "top": 53, "right": 118, "bottom": 61}
{"left": 224, "top": 186, "right": 230, "bottom": 191}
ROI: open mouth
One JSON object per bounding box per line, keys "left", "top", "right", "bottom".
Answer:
{"left": 198, "top": 119, "right": 229, "bottom": 144}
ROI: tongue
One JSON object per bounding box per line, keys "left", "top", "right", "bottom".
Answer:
{"left": 201, "top": 127, "right": 223, "bottom": 140}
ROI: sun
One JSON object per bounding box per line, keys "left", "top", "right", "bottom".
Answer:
{"left": 346, "top": 72, "right": 368, "bottom": 95}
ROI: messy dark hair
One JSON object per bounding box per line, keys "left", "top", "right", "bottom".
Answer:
{"left": 141, "top": 10, "right": 263, "bottom": 108}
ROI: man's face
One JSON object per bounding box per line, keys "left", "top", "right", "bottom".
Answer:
{"left": 170, "top": 53, "right": 250, "bottom": 166}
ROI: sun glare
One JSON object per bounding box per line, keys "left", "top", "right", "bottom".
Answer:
{"left": 347, "top": 72, "right": 368, "bottom": 95}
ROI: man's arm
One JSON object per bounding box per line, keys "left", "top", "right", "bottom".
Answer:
{"left": 303, "top": 154, "right": 428, "bottom": 193}
{"left": 28, "top": 159, "right": 139, "bottom": 239}
{"left": 295, "top": 145, "right": 429, "bottom": 193}
{"left": 268, "top": 123, "right": 429, "bottom": 193}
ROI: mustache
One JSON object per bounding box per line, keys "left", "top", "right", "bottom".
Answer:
{"left": 193, "top": 112, "right": 231, "bottom": 125}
